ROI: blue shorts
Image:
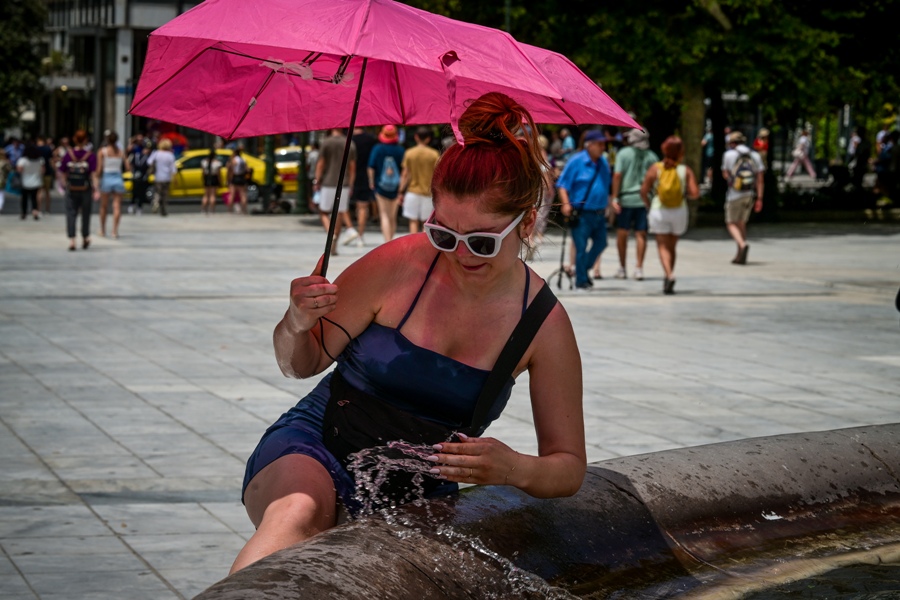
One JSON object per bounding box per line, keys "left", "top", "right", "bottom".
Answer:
{"left": 99, "top": 173, "right": 126, "bottom": 194}
{"left": 242, "top": 373, "right": 458, "bottom": 515}
{"left": 242, "top": 376, "right": 357, "bottom": 509}
{"left": 615, "top": 205, "right": 648, "bottom": 232}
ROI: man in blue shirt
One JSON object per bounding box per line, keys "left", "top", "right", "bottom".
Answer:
{"left": 558, "top": 130, "right": 611, "bottom": 289}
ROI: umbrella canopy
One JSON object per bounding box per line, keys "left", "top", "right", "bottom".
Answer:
{"left": 130, "top": 0, "right": 639, "bottom": 140}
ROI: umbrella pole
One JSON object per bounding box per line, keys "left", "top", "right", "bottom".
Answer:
{"left": 321, "top": 57, "right": 368, "bottom": 278}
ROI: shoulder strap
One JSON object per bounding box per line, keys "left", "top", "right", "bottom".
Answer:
{"left": 576, "top": 160, "right": 603, "bottom": 209}
{"left": 397, "top": 252, "right": 442, "bottom": 331}
{"left": 469, "top": 283, "right": 558, "bottom": 430}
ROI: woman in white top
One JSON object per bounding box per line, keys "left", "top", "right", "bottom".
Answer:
{"left": 640, "top": 136, "right": 699, "bottom": 296}
{"left": 95, "top": 131, "right": 131, "bottom": 238}
{"left": 16, "top": 143, "right": 45, "bottom": 221}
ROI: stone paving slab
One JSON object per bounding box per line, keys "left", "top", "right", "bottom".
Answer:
{"left": 1, "top": 210, "right": 899, "bottom": 599}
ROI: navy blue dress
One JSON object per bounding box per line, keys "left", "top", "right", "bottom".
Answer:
{"left": 242, "top": 255, "right": 530, "bottom": 510}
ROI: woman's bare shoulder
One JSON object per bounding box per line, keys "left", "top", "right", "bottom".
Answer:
{"left": 335, "top": 234, "right": 435, "bottom": 291}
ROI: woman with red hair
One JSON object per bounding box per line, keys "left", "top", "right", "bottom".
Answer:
{"left": 231, "top": 92, "right": 586, "bottom": 573}
{"left": 640, "top": 136, "right": 700, "bottom": 295}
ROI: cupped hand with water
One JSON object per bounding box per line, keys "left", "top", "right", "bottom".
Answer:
{"left": 429, "top": 433, "right": 523, "bottom": 487}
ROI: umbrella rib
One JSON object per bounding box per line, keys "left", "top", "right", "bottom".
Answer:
{"left": 549, "top": 97, "right": 577, "bottom": 125}
{"left": 392, "top": 62, "right": 407, "bottom": 124}
{"left": 226, "top": 69, "right": 276, "bottom": 141}
{"left": 211, "top": 47, "right": 340, "bottom": 83}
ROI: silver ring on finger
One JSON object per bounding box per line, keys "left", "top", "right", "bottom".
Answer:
{"left": 468, "top": 468, "right": 473, "bottom": 479}
{"left": 314, "top": 299, "right": 319, "bottom": 308}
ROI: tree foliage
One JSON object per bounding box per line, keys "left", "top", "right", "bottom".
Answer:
{"left": 407, "top": 0, "right": 898, "bottom": 127}
{"left": 407, "top": 0, "right": 899, "bottom": 202}
{"left": 0, "top": 0, "right": 48, "bottom": 130}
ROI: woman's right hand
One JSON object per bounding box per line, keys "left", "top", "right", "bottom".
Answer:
{"left": 285, "top": 255, "right": 338, "bottom": 333}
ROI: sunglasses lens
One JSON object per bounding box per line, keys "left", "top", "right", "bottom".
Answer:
{"left": 467, "top": 236, "right": 496, "bottom": 257}
{"left": 428, "top": 228, "right": 457, "bottom": 251}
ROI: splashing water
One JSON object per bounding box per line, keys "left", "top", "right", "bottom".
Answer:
{"left": 346, "top": 439, "right": 445, "bottom": 516}
{"left": 344, "top": 439, "right": 577, "bottom": 599}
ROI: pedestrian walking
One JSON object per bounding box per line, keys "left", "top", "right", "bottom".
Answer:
{"left": 16, "top": 143, "right": 45, "bottom": 221}
{"left": 59, "top": 129, "right": 98, "bottom": 250}
{"left": 227, "top": 147, "right": 251, "bottom": 214}
{"left": 639, "top": 136, "right": 700, "bottom": 295}
{"left": 366, "top": 125, "right": 405, "bottom": 241}
{"left": 348, "top": 127, "right": 377, "bottom": 247}
{"left": 398, "top": 126, "right": 439, "bottom": 236}
{"left": 314, "top": 129, "right": 357, "bottom": 254}
{"left": 721, "top": 131, "right": 765, "bottom": 265}
{"left": 609, "top": 128, "right": 658, "bottom": 281}
{"left": 700, "top": 126, "right": 714, "bottom": 184}
{"left": 785, "top": 129, "right": 816, "bottom": 179}
{"left": 37, "top": 136, "right": 55, "bottom": 214}
{"left": 0, "top": 149, "right": 11, "bottom": 213}
{"left": 201, "top": 147, "right": 224, "bottom": 214}
{"left": 96, "top": 131, "right": 130, "bottom": 238}
{"left": 557, "top": 130, "right": 612, "bottom": 290}
{"left": 753, "top": 128, "right": 770, "bottom": 167}
{"left": 129, "top": 140, "right": 153, "bottom": 215}
{"left": 149, "top": 138, "right": 176, "bottom": 216}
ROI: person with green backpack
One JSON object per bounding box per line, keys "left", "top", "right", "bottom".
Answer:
{"left": 640, "top": 136, "right": 699, "bottom": 295}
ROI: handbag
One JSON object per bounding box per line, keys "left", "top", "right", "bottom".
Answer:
{"left": 322, "top": 283, "right": 558, "bottom": 506}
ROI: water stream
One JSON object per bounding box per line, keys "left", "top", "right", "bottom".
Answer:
{"left": 345, "top": 440, "right": 578, "bottom": 598}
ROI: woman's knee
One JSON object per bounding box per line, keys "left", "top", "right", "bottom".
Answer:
{"left": 250, "top": 491, "right": 337, "bottom": 543}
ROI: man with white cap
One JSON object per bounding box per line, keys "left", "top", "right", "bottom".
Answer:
{"left": 721, "top": 131, "right": 764, "bottom": 265}
{"left": 610, "top": 128, "right": 658, "bottom": 280}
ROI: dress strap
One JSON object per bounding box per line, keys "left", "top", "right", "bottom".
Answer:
{"left": 397, "top": 252, "right": 441, "bottom": 331}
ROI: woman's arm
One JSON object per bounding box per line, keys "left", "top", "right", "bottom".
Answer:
{"left": 512, "top": 305, "right": 586, "bottom": 497}
{"left": 431, "top": 302, "right": 587, "bottom": 498}
{"left": 273, "top": 241, "right": 408, "bottom": 378}
{"left": 686, "top": 166, "right": 700, "bottom": 200}
{"left": 639, "top": 164, "right": 657, "bottom": 207}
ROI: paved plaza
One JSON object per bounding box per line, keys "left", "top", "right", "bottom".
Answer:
{"left": 1, "top": 205, "right": 899, "bottom": 599}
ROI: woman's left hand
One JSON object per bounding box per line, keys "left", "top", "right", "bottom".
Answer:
{"left": 427, "top": 433, "right": 522, "bottom": 487}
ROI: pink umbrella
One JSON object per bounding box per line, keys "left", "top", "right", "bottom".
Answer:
{"left": 130, "top": 0, "right": 639, "bottom": 272}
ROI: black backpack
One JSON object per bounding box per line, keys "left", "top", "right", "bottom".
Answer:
{"left": 67, "top": 149, "right": 92, "bottom": 191}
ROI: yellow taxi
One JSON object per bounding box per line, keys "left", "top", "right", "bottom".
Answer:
{"left": 126, "top": 149, "right": 282, "bottom": 201}
{"left": 274, "top": 145, "right": 315, "bottom": 195}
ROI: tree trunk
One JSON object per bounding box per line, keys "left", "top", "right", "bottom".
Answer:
{"left": 680, "top": 82, "right": 705, "bottom": 180}
{"left": 707, "top": 85, "right": 728, "bottom": 206}
{"left": 681, "top": 83, "right": 705, "bottom": 226}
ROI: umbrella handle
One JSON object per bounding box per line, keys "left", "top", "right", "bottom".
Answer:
{"left": 321, "top": 57, "right": 369, "bottom": 278}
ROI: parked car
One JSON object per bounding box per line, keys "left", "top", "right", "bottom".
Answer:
{"left": 126, "top": 149, "right": 282, "bottom": 201}
{"left": 275, "top": 145, "right": 317, "bottom": 195}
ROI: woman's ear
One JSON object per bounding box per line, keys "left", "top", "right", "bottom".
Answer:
{"left": 520, "top": 207, "right": 537, "bottom": 239}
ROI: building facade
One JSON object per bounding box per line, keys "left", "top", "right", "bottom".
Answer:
{"left": 41, "top": 0, "right": 196, "bottom": 145}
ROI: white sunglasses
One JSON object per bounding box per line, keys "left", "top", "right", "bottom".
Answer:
{"left": 424, "top": 211, "right": 525, "bottom": 258}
